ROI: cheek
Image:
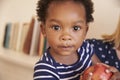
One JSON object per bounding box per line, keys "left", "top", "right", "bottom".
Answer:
{"left": 73, "top": 31, "right": 86, "bottom": 40}
{"left": 46, "top": 32, "right": 59, "bottom": 45}
{"left": 75, "top": 38, "right": 84, "bottom": 48}
{"left": 46, "top": 31, "right": 57, "bottom": 39}
{"left": 73, "top": 32, "right": 86, "bottom": 47}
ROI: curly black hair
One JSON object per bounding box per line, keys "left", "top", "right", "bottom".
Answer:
{"left": 36, "top": 0, "right": 94, "bottom": 23}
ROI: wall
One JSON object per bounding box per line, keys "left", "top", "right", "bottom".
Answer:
{"left": 0, "top": 0, "right": 38, "bottom": 47}
{"left": 87, "top": 0, "right": 120, "bottom": 39}
{"left": 0, "top": 0, "right": 120, "bottom": 46}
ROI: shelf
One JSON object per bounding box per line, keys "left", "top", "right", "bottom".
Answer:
{"left": 0, "top": 48, "right": 39, "bottom": 69}
{"left": 0, "top": 48, "right": 40, "bottom": 80}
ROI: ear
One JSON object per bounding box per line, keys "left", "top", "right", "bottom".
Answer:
{"left": 40, "top": 22, "right": 46, "bottom": 37}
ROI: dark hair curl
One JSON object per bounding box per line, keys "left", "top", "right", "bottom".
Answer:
{"left": 36, "top": 0, "right": 94, "bottom": 23}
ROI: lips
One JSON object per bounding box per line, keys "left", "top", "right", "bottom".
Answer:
{"left": 58, "top": 45, "right": 73, "bottom": 51}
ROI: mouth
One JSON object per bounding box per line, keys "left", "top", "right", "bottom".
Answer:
{"left": 58, "top": 45, "right": 73, "bottom": 51}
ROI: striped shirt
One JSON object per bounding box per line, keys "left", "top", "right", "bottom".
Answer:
{"left": 34, "top": 41, "right": 94, "bottom": 80}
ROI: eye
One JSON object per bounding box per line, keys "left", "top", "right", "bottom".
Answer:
{"left": 73, "top": 26, "right": 80, "bottom": 31}
{"left": 52, "top": 25, "right": 61, "bottom": 31}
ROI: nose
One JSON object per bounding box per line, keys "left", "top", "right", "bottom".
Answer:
{"left": 60, "top": 28, "right": 72, "bottom": 41}
{"left": 61, "top": 35, "right": 72, "bottom": 41}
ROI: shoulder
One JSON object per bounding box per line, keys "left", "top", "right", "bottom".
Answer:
{"left": 81, "top": 40, "right": 93, "bottom": 48}
{"left": 34, "top": 51, "right": 56, "bottom": 70}
{"left": 78, "top": 40, "right": 94, "bottom": 56}
{"left": 34, "top": 59, "right": 56, "bottom": 70}
{"left": 34, "top": 54, "right": 59, "bottom": 79}
{"left": 34, "top": 50, "right": 57, "bottom": 74}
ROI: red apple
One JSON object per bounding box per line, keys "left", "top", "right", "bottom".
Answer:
{"left": 82, "top": 63, "right": 113, "bottom": 80}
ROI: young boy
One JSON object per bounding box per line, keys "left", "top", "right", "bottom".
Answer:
{"left": 34, "top": 0, "right": 97, "bottom": 80}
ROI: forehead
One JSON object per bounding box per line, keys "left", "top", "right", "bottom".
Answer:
{"left": 48, "top": 1, "right": 85, "bottom": 13}
{"left": 46, "top": 1, "right": 86, "bottom": 23}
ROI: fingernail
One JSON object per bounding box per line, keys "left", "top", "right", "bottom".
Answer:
{"left": 89, "top": 72, "right": 93, "bottom": 76}
{"left": 106, "top": 69, "right": 110, "bottom": 73}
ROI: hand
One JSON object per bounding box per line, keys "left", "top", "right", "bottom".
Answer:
{"left": 107, "top": 66, "right": 120, "bottom": 80}
{"left": 98, "top": 63, "right": 120, "bottom": 80}
{"left": 80, "top": 72, "right": 93, "bottom": 80}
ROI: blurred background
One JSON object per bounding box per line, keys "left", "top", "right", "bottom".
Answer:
{"left": 0, "top": 0, "right": 119, "bottom": 80}
{"left": 87, "top": 0, "right": 120, "bottom": 38}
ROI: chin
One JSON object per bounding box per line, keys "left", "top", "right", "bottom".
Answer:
{"left": 59, "top": 51, "right": 73, "bottom": 56}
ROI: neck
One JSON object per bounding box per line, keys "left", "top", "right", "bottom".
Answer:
{"left": 50, "top": 50, "right": 79, "bottom": 65}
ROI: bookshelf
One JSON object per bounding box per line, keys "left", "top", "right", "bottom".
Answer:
{"left": 0, "top": 48, "right": 39, "bottom": 68}
{"left": 0, "top": 0, "right": 40, "bottom": 80}
{"left": 0, "top": 15, "right": 46, "bottom": 80}
{"left": 0, "top": 15, "right": 48, "bottom": 80}
{"left": 0, "top": 47, "right": 39, "bottom": 80}
{"left": 0, "top": 16, "right": 46, "bottom": 80}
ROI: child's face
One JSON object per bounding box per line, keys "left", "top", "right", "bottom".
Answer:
{"left": 41, "top": 1, "right": 88, "bottom": 56}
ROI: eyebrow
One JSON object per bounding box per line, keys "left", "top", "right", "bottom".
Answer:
{"left": 75, "top": 20, "right": 86, "bottom": 24}
{"left": 49, "top": 19, "right": 60, "bottom": 23}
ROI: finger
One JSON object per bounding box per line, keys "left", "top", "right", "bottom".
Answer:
{"left": 105, "top": 69, "right": 111, "bottom": 73}
{"left": 87, "top": 72, "right": 93, "bottom": 80}
{"left": 97, "top": 63, "right": 109, "bottom": 67}
{"left": 108, "top": 66, "right": 118, "bottom": 73}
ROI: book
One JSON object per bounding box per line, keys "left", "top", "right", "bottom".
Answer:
{"left": 38, "top": 30, "right": 45, "bottom": 57}
{"left": 3, "top": 23, "right": 12, "bottom": 48}
{"left": 23, "top": 17, "right": 35, "bottom": 54}
{"left": 29, "top": 17, "right": 40, "bottom": 56}
{"left": 11, "top": 22, "right": 20, "bottom": 50}
{"left": 19, "top": 22, "right": 30, "bottom": 53}
{"left": 16, "top": 23, "right": 23, "bottom": 51}
{"left": 9, "top": 23, "right": 15, "bottom": 49}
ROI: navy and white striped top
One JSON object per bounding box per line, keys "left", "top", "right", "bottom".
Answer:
{"left": 34, "top": 41, "right": 94, "bottom": 80}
